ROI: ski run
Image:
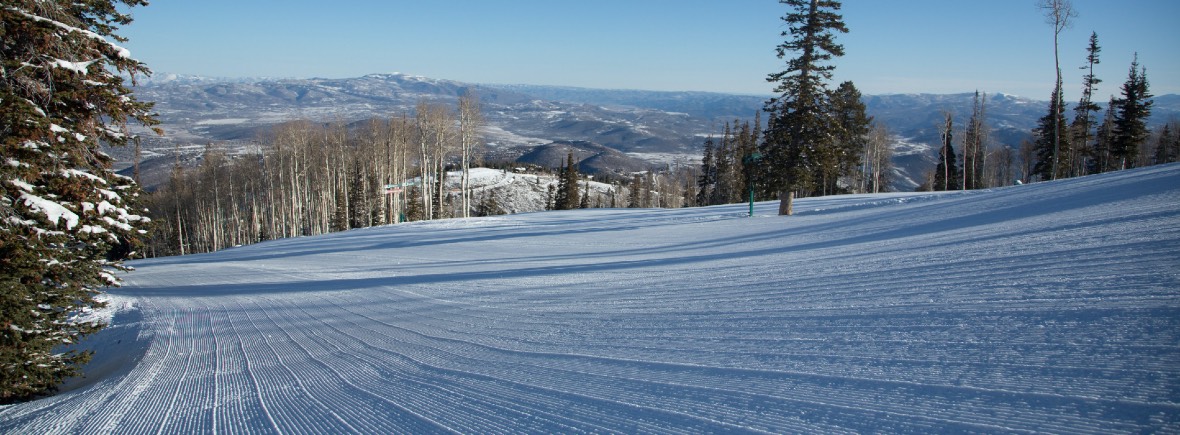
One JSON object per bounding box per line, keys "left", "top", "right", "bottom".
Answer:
{"left": 2, "top": 164, "right": 1178, "bottom": 434}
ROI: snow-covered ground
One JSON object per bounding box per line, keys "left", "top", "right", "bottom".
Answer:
{"left": 458, "top": 167, "right": 619, "bottom": 214}
{"left": 3, "top": 165, "right": 1179, "bottom": 433}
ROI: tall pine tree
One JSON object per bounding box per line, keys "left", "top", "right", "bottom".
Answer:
{"left": 1070, "top": 31, "right": 1101, "bottom": 176}
{"left": 1110, "top": 54, "right": 1153, "bottom": 170}
{"left": 697, "top": 136, "right": 717, "bottom": 205}
{"left": 1090, "top": 95, "right": 1119, "bottom": 174}
{"left": 553, "top": 152, "right": 580, "bottom": 211}
{"left": 1, "top": 0, "right": 157, "bottom": 402}
{"left": 1153, "top": 122, "right": 1177, "bottom": 165}
{"left": 762, "top": 0, "right": 848, "bottom": 198}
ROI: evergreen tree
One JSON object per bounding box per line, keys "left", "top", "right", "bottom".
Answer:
{"left": 564, "top": 153, "right": 580, "bottom": 210}
{"left": 347, "top": 159, "right": 373, "bottom": 229}
{"left": 933, "top": 114, "right": 961, "bottom": 191}
{"left": 1032, "top": 85, "right": 1072, "bottom": 180}
{"left": 1152, "top": 122, "right": 1176, "bottom": 165}
{"left": 761, "top": 0, "right": 849, "bottom": 197}
{"left": 579, "top": 180, "right": 590, "bottom": 209}
{"left": 1070, "top": 31, "right": 1102, "bottom": 176}
{"left": 1, "top": 0, "right": 157, "bottom": 402}
{"left": 739, "top": 113, "right": 763, "bottom": 200}
{"left": 627, "top": 174, "right": 643, "bottom": 208}
{"left": 552, "top": 152, "right": 580, "bottom": 210}
{"left": 431, "top": 169, "right": 448, "bottom": 219}
{"left": 1090, "top": 96, "right": 1119, "bottom": 174}
{"left": 330, "top": 184, "right": 350, "bottom": 232}
{"left": 553, "top": 161, "right": 568, "bottom": 210}
{"left": 713, "top": 123, "right": 736, "bottom": 205}
{"left": 1110, "top": 54, "right": 1153, "bottom": 170}
{"left": 828, "top": 81, "right": 871, "bottom": 195}
{"left": 405, "top": 187, "right": 425, "bottom": 221}
{"left": 697, "top": 136, "right": 717, "bottom": 206}
{"left": 474, "top": 190, "right": 501, "bottom": 217}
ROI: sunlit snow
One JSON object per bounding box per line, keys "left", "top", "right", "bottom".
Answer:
{"left": 2, "top": 165, "right": 1178, "bottom": 433}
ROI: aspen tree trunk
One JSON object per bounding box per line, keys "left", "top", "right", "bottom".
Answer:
{"left": 459, "top": 93, "right": 483, "bottom": 218}
{"left": 416, "top": 101, "right": 435, "bottom": 220}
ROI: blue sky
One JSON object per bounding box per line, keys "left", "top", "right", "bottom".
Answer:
{"left": 121, "top": 1, "right": 1178, "bottom": 100}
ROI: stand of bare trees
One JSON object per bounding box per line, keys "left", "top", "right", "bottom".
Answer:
{"left": 145, "top": 100, "right": 483, "bottom": 257}
{"left": 860, "top": 123, "right": 893, "bottom": 193}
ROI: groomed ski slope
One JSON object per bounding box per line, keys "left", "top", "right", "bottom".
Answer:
{"left": 3, "top": 165, "right": 1179, "bottom": 433}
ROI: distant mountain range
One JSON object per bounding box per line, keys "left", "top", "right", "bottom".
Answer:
{"left": 123, "top": 72, "right": 1180, "bottom": 192}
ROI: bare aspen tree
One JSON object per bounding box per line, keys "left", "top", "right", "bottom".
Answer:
{"left": 1038, "top": 0, "right": 1076, "bottom": 180}
{"left": 416, "top": 101, "right": 436, "bottom": 219}
{"left": 865, "top": 123, "right": 893, "bottom": 193}
{"left": 415, "top": 101, "right": 456, "bottom": 220}
{"left": 361, "top": 117, "right": 385, "bottom": 226}
{"left": 963, "top": 91, "right": 988, "bottom": 189}
{"left": 390, "top": 114, "right": 413, "bottom": 223}
{"left": 431, "top": 108, "right": 458, "bottom": 219}
{"left": 458, "top": 92, "right": 485, "bottom": 218}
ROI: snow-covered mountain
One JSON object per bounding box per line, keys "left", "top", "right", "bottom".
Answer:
{"left": 124, "top": 73, "right": 1180, "bottom": 192}
{"left": 2, "top": 164, "right": 1178, "bottom": 433}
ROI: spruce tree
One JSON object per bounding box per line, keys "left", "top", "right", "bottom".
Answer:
{"left": 1152, "top": 123, "right": 1176, "bottom": 165}
{"left": 697, "top": 137, "right": 717, "bottom": 206}
{"left": 1, "top": 0, "right": 157, "bottom": 402}
{"left": 1070, "top": 32, "right": 1102, "bottom": 176}
{"left": 828, "top": 81, "right": 871, "bottom": 195}
{"left": 1090, "top": 96, "right": 1119, "bottom": 174}
{"left": 933, "top": 114, "right": 961, "bottom": 191}
{"left": 579, "top": 180, "right": 590, "bottom": 209}
{"left": 627, "top": 174, "right": 643, "bottom": 208}
{"left": 553, "top": 160, "right": 568, "bottom": 210}
{"left": 552, "top": 152, "right": 580, "bottom": 211}
{"left": 1032, "top": 85, "right": 1072, "bottom": 180}
{"left": 1110, "top": 54, "right": 1153, "bottom": 170}
{"left": 713, "top": 123, "right": 736, "bottom": 205}
{"left": 563, "top": 152, "right": 580, "bottom": 210}
{"left": 762, "top": 0, "right": 848, "bottom": 197}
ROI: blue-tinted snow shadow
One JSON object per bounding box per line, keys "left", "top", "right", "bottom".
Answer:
{"left": 55, "top": 307, "right": 151, "bottom": 393}
{"left": 127, "top": 166, "right": 1180, "bottom": 298}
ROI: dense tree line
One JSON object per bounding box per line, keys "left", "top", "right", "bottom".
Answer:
{"left": 550, "top": 152, "right": 581, "bottom": 210}
{"left": 143, "top": 97, "right": 482, "bottom": 257}
{"left": 699, "top": 109, "right": 890, "bottom": 206}
{"left": 1, "top": 0, "right": 156, "bottom": 402}
{"left": 697, "top": 118, "right": 760, "bottom": 206}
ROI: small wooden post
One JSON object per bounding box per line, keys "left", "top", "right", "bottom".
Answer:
{"left": 778, "top": 191, "right": 794, "bottom": 216}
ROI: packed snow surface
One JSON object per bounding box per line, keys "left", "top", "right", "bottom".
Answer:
{"left": 3, "top": 165, "right": 1179, "bottom": 433}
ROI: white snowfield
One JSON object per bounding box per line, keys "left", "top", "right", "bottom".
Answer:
{"left": 3, "top": 165, "right": 1179, "bottom": 434}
